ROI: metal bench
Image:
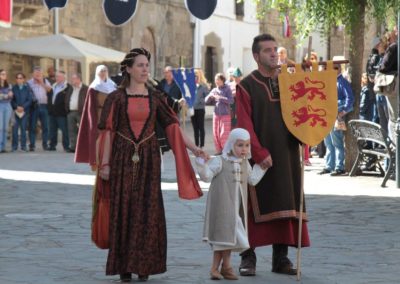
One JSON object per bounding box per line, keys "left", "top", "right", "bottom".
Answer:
{"left": 348, "top": 119, "right": 396, "bottom": 187}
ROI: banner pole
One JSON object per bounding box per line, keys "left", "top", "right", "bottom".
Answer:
{"left": 296, "top": 144, "right": 305, "bottom": 281}
{"left": 296, "top": 35, "right": 312, "bottom": 281}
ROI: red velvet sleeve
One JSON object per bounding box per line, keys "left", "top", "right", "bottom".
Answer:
{"left": 236, "top": 85, "right": 270, "bottom": 163}
{"left": 75, "top": 88, "right": 98, "bottom": 165}
{"left": 165, "top": 124, "right": 203, "bottom": 200}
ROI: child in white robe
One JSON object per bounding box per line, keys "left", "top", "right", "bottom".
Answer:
{"left": 196, "top": 128, "right": 267, "bottom": 280}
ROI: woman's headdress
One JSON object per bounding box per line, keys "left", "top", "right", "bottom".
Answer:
{"left": 120, "top": 48, "right": 151, "bottom": 75}
{"left": 222, "top": 128, "right": 251, "bottom": 160}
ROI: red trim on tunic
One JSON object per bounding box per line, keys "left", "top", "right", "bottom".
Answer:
{"left": 248, "top": 199, "right": 310, "bottom": 248}
{"left": 235, "top": 86, "right": 270, "bottom": 163}
{"left": 127, "top": 97, "right": 149, "bottom": 137}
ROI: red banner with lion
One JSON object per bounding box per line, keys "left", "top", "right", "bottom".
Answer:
{"left": 278, "top": 61, "right": 338, "bottom": 146}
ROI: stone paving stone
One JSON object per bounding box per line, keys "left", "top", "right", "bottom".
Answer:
{"left": 1, "top": 119, "right": 400, "bottom": 283}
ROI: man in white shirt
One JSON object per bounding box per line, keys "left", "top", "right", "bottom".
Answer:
{"left": 27, "top": 66, "right": 52, "bottom": 151}
{"left": 65, "top": 74, "right": 88, "bottom": 153}
{"left": 48, "top": 71, "right": 72, "bottom": 151}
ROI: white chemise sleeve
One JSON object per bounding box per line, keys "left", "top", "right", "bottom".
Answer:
{"left": 247, "top": 161, "right": 268, "bottom": 186}
{"left": 195, "top": 156, "right": 223, "bottom": 182}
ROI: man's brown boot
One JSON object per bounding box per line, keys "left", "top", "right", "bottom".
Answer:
{"left": 272, "top": 244, "right": 297, "bottom": 275}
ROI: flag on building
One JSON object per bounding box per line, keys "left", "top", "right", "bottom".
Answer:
{"left": 103, "top": 0, "right": 138, "bottom": 26}
{"left": 0, "top": 0, "right": 12, "bottom": 28}
{"left": 43, "top": 0, "right": 69, "bottom": 10}
{"left": 283, "top": 14, "right": 291, "bottom": 38}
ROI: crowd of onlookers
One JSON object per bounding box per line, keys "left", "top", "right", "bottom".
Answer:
{"left": 0, "top": 66, "right": 88, "bottom": 153}
{"left": 1, "top": 25, "right": 397, "bottom": 177}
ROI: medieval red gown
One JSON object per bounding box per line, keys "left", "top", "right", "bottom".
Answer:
{"left": 95, "top": 88, "right": 202, "bottom": 276}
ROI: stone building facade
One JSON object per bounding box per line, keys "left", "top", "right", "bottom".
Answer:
{"left": 0, "top": 0, "right": 194, "bottom": 83}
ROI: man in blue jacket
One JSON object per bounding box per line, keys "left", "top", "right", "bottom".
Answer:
{"left": 319, "top": 65, "right": 354, "bottom": 176}
{"left": 11, "top": 73, "right": 32, "bottom": 151}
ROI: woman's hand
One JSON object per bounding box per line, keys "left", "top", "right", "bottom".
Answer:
{"left": 192, "top": 147, "right": 210, "bottom": 161}
{"left": 99, "top": 165, "right": 110, "bottom": 180}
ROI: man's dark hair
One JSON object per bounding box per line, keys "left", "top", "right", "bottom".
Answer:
{"left": 252, "top": 33, "right": 276, "bottom": 54}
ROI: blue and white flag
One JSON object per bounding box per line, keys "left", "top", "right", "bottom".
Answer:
{"left": 185, "top": 0, "right": 217, "bottom": 20}
{"left": 172, "top": 68, "right": 196, "bottom": 108}
{"left": 43, "top": 0, "right": 68, "bottom": 10}
{"left": 103, "top": 0, "right": 138, "bottom": 26}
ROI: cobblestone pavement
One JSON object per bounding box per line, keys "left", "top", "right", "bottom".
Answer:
{"left": 1, "top": 119, "right": 400, "bottom": 284}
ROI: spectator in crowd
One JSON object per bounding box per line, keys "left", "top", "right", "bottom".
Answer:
{"left": 0, "top": 69, "right": 13, "bottom": 153}
{"left": 277, "top": 47, "right": 296, "bottom": 66}
{"left": 159, "top": 66, "right": 182, "bottom": 101}
{"left": 191, "top": 69, "right": 209, "bottom": 149}
{"left": 46, "top": 66, "right": 56, "bottom": 85}
{"left": 378, "top": 26, "right": 398, "bottom": 143}
{"left": 359, "top": 73, "right": 375, "bottom": 121}
{"left": 65, "top": 74, "right": 88, "bottom": 153}
{"left": 206, "top": 73, "right": 234, "bottom": 154}
{"left": 75, "top": 65, "right": 117, "bottom": 169}
{"left": 229, "top": 68, "right": 243, "bottom": 128}
{"left": 368, "top": 36, "right": 387, "bottom": 127}
{"left": 11, "top": 73, "right": 32, "bottom": 152}
{"left": 319, "top": 64, "right": 354, "bottom": 176}
{"left": 27, "top": 66, "right": 52, "bottom": 151}
{"left": 48, "top": 71, "right": 73, "bottom": 151}
{"left": 277, "top": 46, "right": 296, "bottom": 74}
{"left": 226, "top": 67, "right": 235, "bottom": 84}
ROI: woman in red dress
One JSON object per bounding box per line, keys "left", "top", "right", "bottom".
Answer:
{"left": 75, "top": 65, "right": 117, "bottom": 169}
{"left": 96, "top": 48, "right": 205, "bottom": 282}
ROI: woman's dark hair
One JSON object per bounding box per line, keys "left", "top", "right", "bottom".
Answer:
{"left": 215, "top": 73, "right": 226, "bottom": 83}
{"left": 0, "top": 69, "right": 9, "bottom": 88}
{"left": 119, "top": 48, "right": 151, "bottom": 89}
{"left": 252, "top": 33, "right": 276, "bottom": 54}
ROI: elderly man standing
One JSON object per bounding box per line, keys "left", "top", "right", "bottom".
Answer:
{"left": 65, "top": 74, "right": 88, "bottom": 153}
{"left": 48, "top": 71, "right": 73, "bottom": 151}
{"left": 27, "top": 66, "right": 52, "bottom": 151}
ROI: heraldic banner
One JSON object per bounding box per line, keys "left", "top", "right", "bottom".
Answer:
{"left": 279, "top": 61, "right": 338, "bottom": 146}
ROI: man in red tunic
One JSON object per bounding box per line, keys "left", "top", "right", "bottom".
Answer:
{"left": 236, "top": 34, "right": 310, "bottom": 276}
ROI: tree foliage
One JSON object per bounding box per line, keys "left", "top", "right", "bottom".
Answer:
{"left": 252, "top": 0, "right": 399, "bottom": 41}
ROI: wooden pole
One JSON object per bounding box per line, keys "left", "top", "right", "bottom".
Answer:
{"left": 296, "top": 36, "right": 312, "bottom": 281}
{"left": 296, "top": 144, "right": 305, "bottom": 281}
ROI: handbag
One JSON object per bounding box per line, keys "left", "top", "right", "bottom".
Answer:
{"left": 374, "top": 72, "right": 397, "bottom": 96}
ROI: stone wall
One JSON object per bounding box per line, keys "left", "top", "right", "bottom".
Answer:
{"left": 0, "top": 0, "right": 193, "bottom": 83}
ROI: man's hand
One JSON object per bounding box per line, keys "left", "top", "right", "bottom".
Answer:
{"left": 16, "top": 106, "right": 24, "bottom": 113}
{"left": 260, "top": 155, "right": 273, "bottom": 170}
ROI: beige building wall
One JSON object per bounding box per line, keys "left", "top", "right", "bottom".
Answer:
{"left": 0, "top": 0, "right": 194, "bottom": 83}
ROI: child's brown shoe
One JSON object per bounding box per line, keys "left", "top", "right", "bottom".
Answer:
{"left": 210, "top": 269, "right": 223, "bottom": 280}
{"left": 221, "top": 267, "right": 239, "bottom": 280}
